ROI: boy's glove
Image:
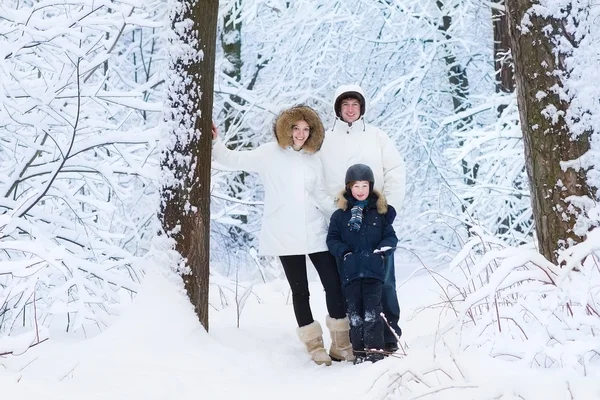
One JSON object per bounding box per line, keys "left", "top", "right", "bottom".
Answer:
{"left": 374, "top": 246, "right": 393, "bottom": 254}
{"left": 374, "top": 246, "right": 394, "bottom": 259}
{"left": 373, "top": 249, "right": 385, "bottom": 259}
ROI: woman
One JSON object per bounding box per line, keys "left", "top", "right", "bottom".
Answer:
{"left": 326, "top": 164, "right": 398, "bottom": 364}
{"left": 212, "top": 105, "right": 354, "bottom": 365}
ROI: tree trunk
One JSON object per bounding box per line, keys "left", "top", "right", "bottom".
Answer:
{"left": 505, "top": 0, "right": 593, "bottom": 264}
{"left": 436, "top": 1, "right": 478, "bottom": 212}
{"left": 222, "top": 2, "right": 244, "bottom": 135}
{"left": 161, "top": 0, "right": 218, "bottom": 330}
{"left": 492, "top": 1, "right": 514, "bottom": 95}
{"left": 220, "top": 2, "right": 251, "bottom": 245}
{"left": 492, "top": 1, "right": 529, "bottom": 239}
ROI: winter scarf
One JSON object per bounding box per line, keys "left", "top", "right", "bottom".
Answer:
{"left": 348, "top": 200, "right": 368, "bottom": 231}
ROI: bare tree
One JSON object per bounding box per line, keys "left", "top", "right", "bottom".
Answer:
{"left": 491, "top": 1, "right": 530, "bottom": 239}
{"left": 0, "top": 0, "right": 162, "bottom": 350}
{"left": 221, "top": 1, "right": 244, "bottom": 135}
{"left": 219, "top": 0, "right": 253, "bottom": 247}
{"left": 492, "top": 1, "right": 514, "bottom": 96}
{"left": 436, "top": 1, "right": 478, "bottom": 213}
{"left": 160, "top": 0, "right": 219, "bottom": 330}
{"left": 505, "top": 1, "right": 594, "bottom": 264}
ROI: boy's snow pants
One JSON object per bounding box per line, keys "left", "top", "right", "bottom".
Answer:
{"left": 343, "top": 277, "right": 384, "bottom": 356}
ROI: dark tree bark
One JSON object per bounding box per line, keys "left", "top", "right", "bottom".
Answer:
{"left": 436, "top": 1, "right": 478, "bottom": 211}
{"left": 505, "top": 0, "right": 593, "bottom": 264}
{"left": 161, "top": 0, "right": 219, "bottom": 330}
{"left": 220, "top": 2, "right": 251, "bottom": 244}
{"left": 492, "top": 1, "right": 514, "bottom": 95}
{"left": 221, "top": 2, "right": 244, "bottom": 135}
{"left": 492, "top": 1, "right": 529, "bottom": 239}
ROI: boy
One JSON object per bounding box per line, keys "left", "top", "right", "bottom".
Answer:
{"left": 326, "top": 164, "right": 399, "bottom": 364}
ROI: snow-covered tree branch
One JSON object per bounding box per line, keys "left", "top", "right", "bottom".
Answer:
{"left": 0, "top": 0, "right": 164, "bottom": 352}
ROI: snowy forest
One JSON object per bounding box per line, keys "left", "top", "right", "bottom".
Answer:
{"left": 2, "top": 0, "right": 600, "bottom": 398}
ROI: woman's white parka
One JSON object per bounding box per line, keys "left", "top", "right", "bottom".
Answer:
{"left": 212, "top": 106, "right": 334, "bottom": 257}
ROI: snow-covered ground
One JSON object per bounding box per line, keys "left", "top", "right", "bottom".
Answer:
{"left": 2, "top": 260, "right": 600, "bottom": 399}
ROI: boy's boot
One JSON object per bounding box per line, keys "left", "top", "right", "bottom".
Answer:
{"left": 365, "top": 350, "right": 385, "bottom": 363}
{"left": 326, "top": 315, "right": 355, "bottom": 362}
{"left": 353, "top": 350, "right": 365, "bottom": 365}
{"left": 297, "top": 321, "right": 332, "bottom": 366}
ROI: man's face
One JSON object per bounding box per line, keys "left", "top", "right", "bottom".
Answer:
{"left": 340, "top": 98, "right": 361, "bottom": 123}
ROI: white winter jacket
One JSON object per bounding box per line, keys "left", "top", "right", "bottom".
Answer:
{"left": 319, "top": 85, "right": 406, "bottom": 215}
{"left": 212, "top": 106, "right": 334, "bottom": 257}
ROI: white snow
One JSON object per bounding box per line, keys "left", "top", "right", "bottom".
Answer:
{"left": 0, "top": 270, "right": 406, "bottom": 399}
{"left": 2, "top": 261, "right": 600, "bottom": 399}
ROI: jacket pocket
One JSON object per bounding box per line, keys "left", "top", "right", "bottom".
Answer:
{"left": 367, "top": 215, "right": 384, "bottom": 246}
{"left": 368, "top": 253, "right": 385, "bottom": 278}
{"left": 341, "top": 253, "right": 360, "bottom": 283}
{"left": 367, "top": 215, "right": 382, "bottom": 230}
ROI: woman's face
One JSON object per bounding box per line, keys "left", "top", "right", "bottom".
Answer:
{"left": 351, "top": 181, "right": 370, "bottom": 201}
{"left": 292, "top": 120, "right": 310, "bottom": 148}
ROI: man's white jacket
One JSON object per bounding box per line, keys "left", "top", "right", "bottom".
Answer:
{"left": 318, "top": 118, "right": 406, "bottom": 217}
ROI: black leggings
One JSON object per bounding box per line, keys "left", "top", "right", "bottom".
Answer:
{"left": 280, "top": 251, "right": 346, "bottom": 327}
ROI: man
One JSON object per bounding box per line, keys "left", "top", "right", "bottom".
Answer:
{"left": 319, "top": 84, "right": 406, "bottom": 353}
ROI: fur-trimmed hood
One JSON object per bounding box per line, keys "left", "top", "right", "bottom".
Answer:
{"left": 273, "top": 105, "right": 325, "bottom": 154}
{"left": 335, "top": 189, "right": 388, "bottom": 214}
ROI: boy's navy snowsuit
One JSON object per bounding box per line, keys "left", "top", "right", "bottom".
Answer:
{"left": 326, "top": 190, "right": 398, "bottom": 362}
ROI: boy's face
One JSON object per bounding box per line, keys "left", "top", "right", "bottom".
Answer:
{"left": 351, "top": 181, "right": 370, "bottom": 201}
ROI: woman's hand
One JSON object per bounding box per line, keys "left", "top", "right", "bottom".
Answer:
{"left": 211, "top": 122, "right": 218, "bottom": 140}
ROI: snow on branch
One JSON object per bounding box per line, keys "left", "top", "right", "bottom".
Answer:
{"left": 0, "top": 0, "right": 165, "bottom": 355}
{"left": 442, "top": 225, "right": 600, "bottom": 375}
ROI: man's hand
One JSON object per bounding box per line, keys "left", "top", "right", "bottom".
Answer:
{"left": 343, "top": 251, "right": 352, "bottom": 261}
